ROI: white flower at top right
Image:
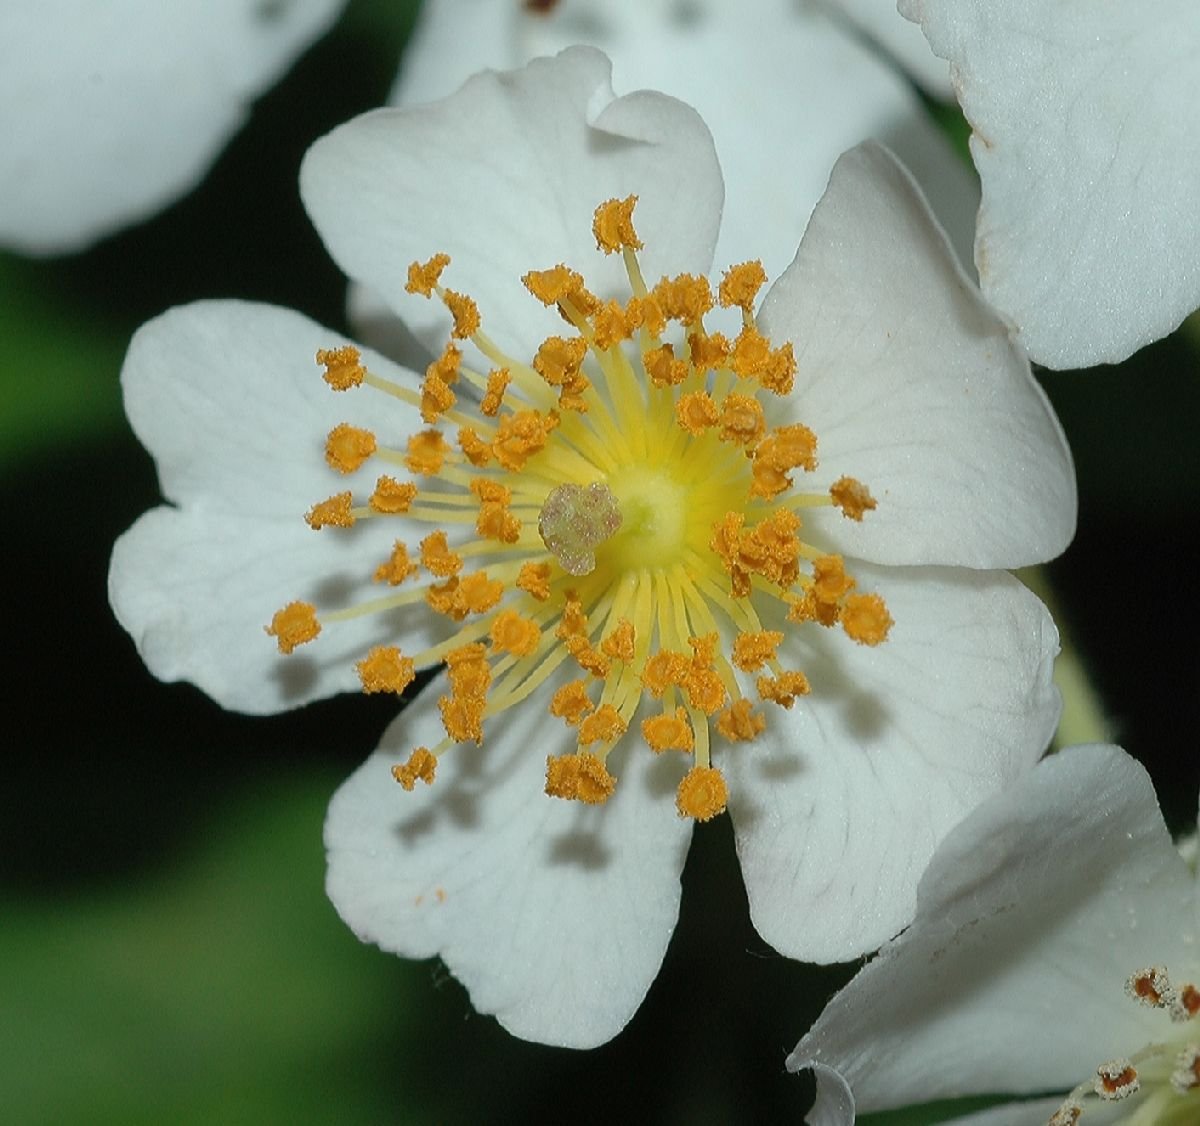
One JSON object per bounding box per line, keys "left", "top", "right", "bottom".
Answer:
{"left": 900, "top": 0, "right": 1200, "bottom": 370}
{"left": 791, "top": 743, "right": 1200, "bottom": 1125}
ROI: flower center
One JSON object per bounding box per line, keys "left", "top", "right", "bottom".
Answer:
{"left": 266, "top": 196, "right": 891, "bottom": 821}
{"left": 1048, "top": 965, "right": 1200, "bottom": 1125}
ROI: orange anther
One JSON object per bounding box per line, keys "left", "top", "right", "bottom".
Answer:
{"left": 842, "top": 593, "right": 893, "bottom": 646}
{"left": 480, "top": 368, "right": 511, "bottom": 416}
{"left": 644, "top": 343, "right": 689, "bottom": 388}
{"left": 442, "top": 290, "right": 481, "bottom": 339}
{"left": 600, "top": 619, "right": 636, "bottom": 663}
{"left": 718, "top": 392, "right": 766, "bottom": 447}
{"left": 489, "top": 609, "right": 541, "bottom": 657}
{"left": 544, "top": 752, "right": 616, "bottom": 804}
{"left": 731, "top": 630, "right": 784, "bottom": 672}
{"left": 676, "top": 390, "right": 719, "bottom": 436}
{"left": 374, "top": 541, "right": 419, "bottom": 585}
{"left": 305, "top": 491, "right": 355, "bottom": 529}
{"left": 325, "top": 423, "right": 377, "bottom": 474}
{"left": 516, "top": 561, "right": 553, "bottom": 601}
{"left": 757, "top": 670, "right": 810, "bottom": 708}
{"left": 676, "top": 765, "right": 727, "bottom": 821}
{"left": 716, "top": 698, "right": 766, "bottom": 741}
{"left": 830, "top": 475, "right": 877, "bottom": 521}
{"left": 641, "top": 708, "right": 694, "bottom": 753}
{"left": 392, "top": 747, "right": 437, "bottom": 791}
{"left": 317, "top": 345, "right": 365, "bottom": 391}
{"left": 550, "top": 680, "right": 594, "bottom": 726}
{"left": 533, "top": 335, "right": 588, "bottom": 387}
{"left": 420, "top": 530, "right": 464, "bottom": 577}
{"left": 265, "top": 601, "right": 320, "bottom": 654}
{"left": 405, "top": 429, "right": 450, "bottom": 475}
{"left": 405, "top": 252, "right": 451, "bottom": 296}
{"left": 718, "top": 261, "right": 767, "bottom": 313}
{"left": 357, "top": 646, "right": 416, "bottom": 694}
{"left": 592, "top": 196, "right": 642, "bottom": 254}
{"left": 369, "top": 476, "right": 418, "bottom": 513}
{"left": 578, "top": 703, "right": 627, "bottom": 747}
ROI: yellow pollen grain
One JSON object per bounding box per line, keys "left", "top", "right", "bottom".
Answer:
{"left": 480, "top": 368, "right": 510, "bottom": 417}
{"left": 759, "top": 341, "right": 797, "bottom": 395}
{"left": 420, "top": 530, "right": 464, "bottom": 577}
{"left": 369, "top": 476, "right": 418, "bottom": 513}
{"left": 491, "top": 409, "right": 558, "bottom": 471}
{"left": 459, "top": 571, "right": 505, "bottom": 615}
{"left": 688, "top": 329, "right": 730, "bottom": 374}
{"left": 600, "top": 619, "right": 636, "bottom": 662}
{"left": 642, "top": 708, "right": 694, "bottom": 753}
{"left": 521, "top": 264, "right": 597, "bottom": 314}
{"left": 652, "top": 273, "right": 713, "bottom": 325}
{"left": 812, "top": 554, "right": 855, "bottom": 604}
{"left": 567, "top": 635, "right": 611, "bottom": 680}
{"left": 405, "top": 252, "right": 451, "bottom": 297}
{"left": 716, "top": 698, "right": 766, "bottom": 742}
{"left": 517, "top": 561, "right": 553, "bottom": 601}
{"left": 592, "top": 196, "right": 642, "bottom": 254}
{"left": 625, "top": 294, "right": 666, "bottom": 337}
{"left": 476, "top": 499, "right": 521, "bottom": 543}
{"left": 550, "top": 680, "right": 594, "bottom": 726}
{"left": 533, "top": 335, "right": 588, "bottom": 387}
{"left": 265, "top": 601, "right": 320, "bottom": 654}
{"left": 405, "top": 429, "right": 450, "bottom": 475}
{"left": 718, "top": 261, "right": 768, "bottom": 313}
{"left": 306, "top": 491, "right": 355, "bottom": 529}
{"left": 730, "top": 325, "right": 771, "bottom": 379}
{"left": 842, "top": 593, "right": 893, "bottom": 646}
{"left": 676, "top": 390, "right": 719, "bottom": 435}
{"left": 830, "top": 475, "right": 878, "bottom": 521}
{"left": 642, "top": 649, "right": 691, "bottom": 697}
{"left": 458, "top": 427, "right": 492, "bottom": 468}
{"left": 356, "top": 646, "right": 416, "bottom": 694}
{"left": 644, "top": 343, "right": 689, "bottom": 388}
{"left": 592, "top": 299, "right": 634, "bottom": 350}
{"left": 578, "top": 703, "right": 627, "bottom": 747}
{"left": 490, "top": 609, "right": 542, "bottom": 657}
{"left": 317, "top": 345, "right": 365, "bottom": 391}
{"left": 374, "top": 541, "right": 419, "bottom": 585}
{"left": 545, "top": 751, "right": 616, "bottom": 804}
{"left": 758, "top": 670, "right": 810, "bottom": 708}
{"left": 440, "top": 693, "right": 485, "bottom": 744}
{"left": 325, "top": 423, "right": 377, "bottom": 474}
{"left": 676, "top": 765, "right": 728, "bottom": 821}
{"left": 732, "top": 630, "right": 784, "bottom": 672}
{"left": 392, "top": 747, "right": 437, "bottom": 791}
{"left": 442, "top": 290, "right": 481, "bottom": 339}
{"left": 719, "top": 393, "right": 767, "bottom": 448}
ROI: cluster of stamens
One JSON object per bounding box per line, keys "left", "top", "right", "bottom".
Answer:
{"left": 266, "top": 196, "right": 892, "bottom": 821}
{"left": 1047, "top": 965, "right": 1200, "bottom": 1124}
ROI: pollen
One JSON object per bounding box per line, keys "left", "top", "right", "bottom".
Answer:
{"left": 716, "top": 698, "right": 766, "bottom": 741}
{"left": 405, "top": 429, "right": 450, "bottom": 475}
{"left": 545, "top": 751, "right": 616, "bottom": 804}
{"left": 306, "top": 491, "right": 355, "bottom": 529}
{"left": 281, "top": 200, "right": 889, "bottom": 826}
{"left": 443, "top": 290, "right": 481, "bottom": 339}
{"left": 369, "top": 476, "right": 418, "bottom": 513}
{"left": 420, "top": 530, "right": 464, "bottom": 577}
{"left": 392, "top": 747, "right": 437, "bottom": 791}
{"left": 842, "top": 593, "right": 893, "bottom": 646}
{"left": 676, "top": 765, "right": 728, "bottom": 822}
{"left": 1095, "top": 1059, "right": 1139, "bottom": 1100}
{"left": 357, "top": 646, "right": 416, "bottom": 694}
{"left": 642, "top": 708, "right": 694, "bottom": 753}
{"left": 490, "top": 609, "right": 541, "bottom": 657}
{"left": 325, "top": 423, "right": 377, "bottom": 473}
{"left": 718, "top": 261, "right": 768, "bottom": 314}
{"left": 317, "top": 345, "right": 366, "bottom": 391}
{"left": 831, "top": 475, "right": 877, "bottom": 520}
{"left": 1127, "top": 966, "right": 1177, "bottom": 1009}
{"left": 676, "top": 390, "right": 719, "bottom": 435}
{"left": 592, "top": 195, "right": 642, "bottom": 254}
{"left": 266, "top": 601, "right": 320, "bottom": 653}
{"left": 405, "top": 252, "right": 451, "bottom": 296}
{"left": 374, "top": 541, "right": 419, "bottom": 585}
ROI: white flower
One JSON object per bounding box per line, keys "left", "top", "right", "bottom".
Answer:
{"left": 357, "top": 0, "right": 976, "bottom": 358}
{"left": 900, "top": 0, "right": 1200, "bottom": 370}
{"left": 109, "top": 48, "right": 1075, "bottom": 1047}
{"left": 791, "top": 743, "right": 1200, "bottom": 1125}
{"left": 0, "top": 0, "right": 344, "bottom": 256}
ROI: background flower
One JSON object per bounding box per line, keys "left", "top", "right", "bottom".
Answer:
{"left": 901, "top": 0, "right": 1200, "bottom": 369}
{"left": 0, "top": 0, "right": 345, "bottom": 255}
{"left": 792, "top": 743, "right": 1200, "bottom": 1123}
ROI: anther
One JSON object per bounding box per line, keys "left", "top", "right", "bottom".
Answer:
{"left": 676, "top": 766, "right": 728, "bottom": 821}
{"left": 1094, "top": 1059, "right": 1139, "bottom": 1100}
{"left": 265, "top": 601, "right": 320, "bottom": 653}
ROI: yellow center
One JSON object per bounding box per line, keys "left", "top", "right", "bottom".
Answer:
{"left": 266, "top": 196, "right": 892, "bottom": 821}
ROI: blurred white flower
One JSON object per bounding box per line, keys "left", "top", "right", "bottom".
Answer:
{"left": 793, "top": 743, "right": 1200, "bottom": 1124}
{"left": 901, "top": 0, "right": 1200, "bottom": 369}
{"left": 0, "top": 0, "right": 344, "bottom": 255}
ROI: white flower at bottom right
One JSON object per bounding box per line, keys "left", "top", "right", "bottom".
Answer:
{"left": 791, "top": 744, "right": 1200, "bottom": 1125}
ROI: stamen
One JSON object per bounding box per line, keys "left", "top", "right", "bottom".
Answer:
{"left": 357, "top": 646, "right": 416, "bottom": 694}
{"left": 265, "top": 601, "right": 320, "bottom": 653}
{"left": 592, "top": 196, "right": 642, "bottom": 254}
{"left": 1095, "top": 1059, "right": 1139, "bottom": 1101}
{"left": 545, "top": 752, "right": 616, "bottom": 804}
{"left": 676, "top": 765, "right": 728, "bottom": 821}
{"left": 325, "top": 423, "right": 377, "bottom": 474}
{"left": 392, "top": 748, "right": 437, "bottom": 791}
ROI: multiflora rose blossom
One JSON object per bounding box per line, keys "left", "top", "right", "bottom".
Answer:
{"left": 900, "top": 0, "right": 1200, "bottom": 369}
{"left": 0, "top": 0, "right": 345, "bottom": 255}
{"left": 792, "top": 743, "right": 1200, "bottom": 1124}
{"left": 109, "top": 49, "right": 1075, "bottom": 1047}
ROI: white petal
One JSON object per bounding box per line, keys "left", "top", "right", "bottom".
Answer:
{"left": 0, "top": 0, "right": 343, "bottom": 255}
{"left": 825, "top": 0, "right": 954, "bottom": 98}
{"left": 302, "top": 46, "right": 723, "bottom": 359}
{"left": 325, "top": 678, "right": 693, "bottom": 1047}
{"left": 729, "top": 565, "right": 1059, "bottom": 962}
{"left": 900, "top": 0, "right": 1200, "bottom": 368}
{"left": 111, "top": 300, "right": 448, "bottom": 713}
{"left": 391, "top": 0, "right": 977, "bottom": 276}
{"left": 806, "top": 1063, "right": 856, "bottom": 1126}
{"left": 120, "top": 300, "right": 423, "bottom": 514}
{"left": 109, "top": 506, "right": 448, "bottom": 714}
{"left": 759, "top": 142, "right": 1075, "bottom": 569}
{"left": 788, "top": 745, "right": 1198, "bottom": 1110}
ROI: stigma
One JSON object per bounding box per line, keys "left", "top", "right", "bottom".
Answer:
{"left": 268, "top": 196, "right": 891, "bottom": 821}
